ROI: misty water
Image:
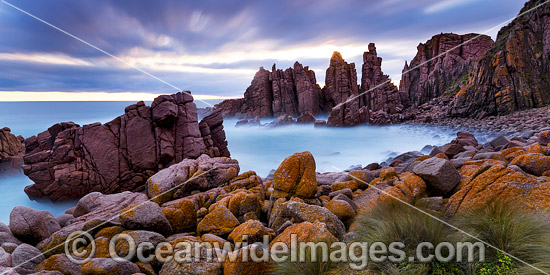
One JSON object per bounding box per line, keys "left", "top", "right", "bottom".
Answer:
{"left": 0, "top": 101, "right": 476, "bottom": 223}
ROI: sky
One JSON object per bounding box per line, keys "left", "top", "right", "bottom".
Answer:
{"left": 0, "top": 0, "right": 528, "bottom": 102}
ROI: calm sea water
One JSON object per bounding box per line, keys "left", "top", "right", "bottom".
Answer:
{"left": 0, "top": 101, "right": 471, "bottom": 223}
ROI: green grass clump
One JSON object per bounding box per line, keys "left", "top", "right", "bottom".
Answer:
{"left": 271, "top": 239, "right": 337, "bottom": 275}
{"left": 352, "top": 199, "right": 462, "bottom": 274}
{"left": 453, "top": 200, "right": 550, "bottom": 274}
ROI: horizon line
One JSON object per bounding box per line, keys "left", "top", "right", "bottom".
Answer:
{"left": 0, "top": 91, "right": 243, "bottom": 102}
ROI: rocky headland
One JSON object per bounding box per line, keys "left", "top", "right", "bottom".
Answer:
{"left": 215, "top": 0, "right": 550, "bottom": 129}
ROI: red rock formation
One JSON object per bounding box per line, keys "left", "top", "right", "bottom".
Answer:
{"left": 451, "top": 0, "right": 550, "bottom": 117}
{"left": 400, "top": 33, "right": 494, "bottom": 107}
{"left": 0, "top": 127, "right": 25, "bottom": 174}
{"left": 213, "top": 99, "right": 244, "bottom": 118}
{"left": 293, "top": 62, "right": 323, "bottom": 117}
{"left": 215, "top": 62, "right": 324, "bottom": 119}
{"left": 324, "top": 52, "right": 367, "bottom": 127}
{"left": 22, "top": 92, "right": 230, "bottom": 201}
{"left": 242, "top": 67, "right": 274, "bottom": 118}
{"left": 363, "top": 43, "right": 409, "bottom": 114}
{"left": 322, "top": 51, "right": 359, "bottom": 111}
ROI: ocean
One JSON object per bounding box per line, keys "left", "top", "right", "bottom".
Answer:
{"left": 0, "top": 101, "right": 476, "bottom": 223}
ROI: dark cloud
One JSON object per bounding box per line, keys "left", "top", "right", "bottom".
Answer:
{"left": 0, "top": 0, "right": 529, "bottom": 98}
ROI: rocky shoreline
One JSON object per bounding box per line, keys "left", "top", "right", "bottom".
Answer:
{"left": 1, "top": 94, "right": 550, "bottom": 273}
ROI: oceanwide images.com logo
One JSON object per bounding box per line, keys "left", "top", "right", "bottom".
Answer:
{"left": 64, "top": 231, "right": 485, "bottom": 269}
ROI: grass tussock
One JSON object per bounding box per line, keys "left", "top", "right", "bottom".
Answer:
{"left": 454, "top": 199, "right": 550, "bottom": 274}
{"left": 271, "top": 199, "right": 550, "bottom": 275}
{"left": 271, "top": 238, "right": 337, "bottom": 275}
{"left": 352, "top": 199, "right": 460, "bottom": 274}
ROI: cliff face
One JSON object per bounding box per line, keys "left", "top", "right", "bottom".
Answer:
{"left": 22, "top": 92, "right": 230, "bottom": 201}
{"left": 451, "top": 0, "right": 550, "bottom": 117}
{"left": 214, "top": 62, "right": 324, "bottom": 119}
{"left": 400, "top": 33, "right": 494, "bottom": 107}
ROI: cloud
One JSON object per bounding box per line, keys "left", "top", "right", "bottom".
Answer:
{"left": 424, "top": 0, "right": 478, "bottom": 14}
{"left": 0, "top": 0, "right": 528, "bottom": 100}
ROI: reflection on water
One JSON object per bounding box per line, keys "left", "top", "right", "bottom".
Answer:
{"left": 0, "top": 172, "right": 76, "bottom": 223}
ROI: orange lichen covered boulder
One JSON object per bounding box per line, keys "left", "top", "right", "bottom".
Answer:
{"left": 270, "top": 221, "right": 337, "bottom": 247}
{"left": 527, "top": 143, "right": 545, "bottom": 154}
{"left": 501, "top": 147, "right": 527, "bottom": 162}
{"left": 376, "top": 172, "right": 426, "bottom": 207}
{"left": 331, "top": 181, "right": 358, "bottom": 192}
{"left": 227, "top": 220, "right": 273, "bottom": 243}
{"left": 162, "top": 199, "right": 197, "bottom": 233}
{"left": 446, "top": 164, "right": 550, "bottom": 215}
{"left": 222, "top": 245, "right": 271, "bottom": 275}
{"left": 272, "top": 151, "right": 318, "bottom": 198}
{"left": 356, "top": 172, "right": 426, "bottom": 213}
{"left": 197, "top": 205, "right": 239, "bottom": 236}
{"left": 325, "top": 199, "right": 356, "bottom": 222}
{"left": 509, "top": 154, "right": 550, "bottom": 176}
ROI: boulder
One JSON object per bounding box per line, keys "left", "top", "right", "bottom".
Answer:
{"left": 272, "top": 152, "right": 318, "bottom": 199}
{"left": 297, "top": 113, "right": 316, "bottom": 124}
{"left": 509, "top": 154, "right": 550, "bottom": 176}
{"left": 197, "top": 206, "right": 239, "bottom": 236}
{"left": 413, "top": 158, "right": 461, "bottom": 195}
{"left": 119, "top": 201, "right": 173, "bottom": 236}
{"left": 270, "top": 221, "right": 337, "bottom": 247}
{"left": 268, "top": 115, "right": 295, "bottom": 127}
{"left": 447, "top": 164, "right": 550, "bottom": 215}
{"left": 0, "top": 247, "right": 11, "bottom": 267}
{"left": 269, "top": 201, "right": 345, "bottom": 240}
{"left": 228, "top": 220, "right": 273, "bottom": 243}
{"left": 81, "top": 258, "right": 140, "bottom": 275}
{"left": 22, "top": 92, "right": 231, "bottom": 201}
{"left": 55, "top": 214, "right": 74, "bottom": 228}
{"left": 489, "top": 135, "right": 510, "bottom": 148}
{"left": 539, "top": 130, "right": 550, "bottom": 146}
{"left": 11, "top": 243, "right": 44, "bottom": 272}
{"left": 324, "top": 199, "right": 356, "bottom": 223}
{"left": 222, "top": 245, "right": 272, "bottom": 275}
{"left": 34, "top": 254, "right": 81, "bottom": 275}
{"left": 37, "top": 192, "right": 147, "bottom": 258}
{"left": 113, "top": 230, "right": 165, "bottom": 258}
{"left": 146, "top": 155, "right": 239, "bottom": 204}
{"left": 159, "top": 258, "right": 222, "bottom": 275}
{"left": 162, "top": 199, "right": 197, "bottom": 233}
{"left": 9, "top": 207, "right": 60, "bottom": 245}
